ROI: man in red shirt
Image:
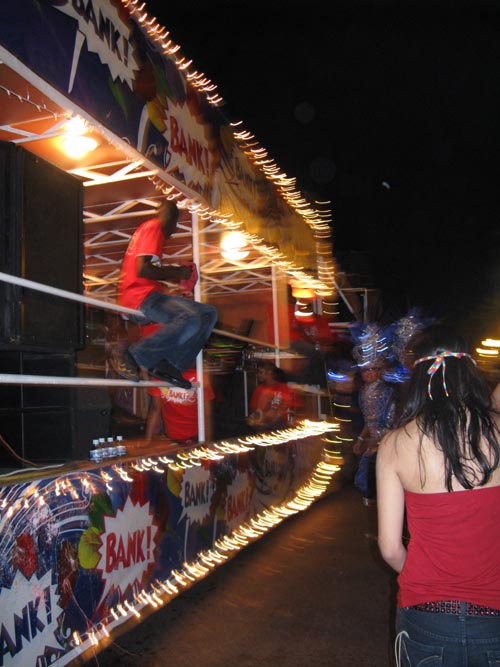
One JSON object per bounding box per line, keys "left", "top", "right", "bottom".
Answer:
{"left": 114, "top": 200, "right": 218, "bottom": 388}
{"left": 247, "top": 361, "right": 300, "bottom": 430}
{"left": 145, "top": 368, "right": 215, "bottom": 444}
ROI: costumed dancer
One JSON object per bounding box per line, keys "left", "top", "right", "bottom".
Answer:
{"left": 389, "top": 307, "right": 435, "bottom": 417}
{"left": 392, "top": 308, "right": 435, "bottom": 377}
{"left": 351, "top": 323, "right": 396, "bottom": 506}
{"left": 325, "top": 342, "right": 363, "bottom": 482}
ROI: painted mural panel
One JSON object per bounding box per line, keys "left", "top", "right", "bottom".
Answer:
{"left": 0, "top": 425, "right": 338, "bottom": 666}
{"left": 0, "top": 0, "right": 317, "bottom": 269}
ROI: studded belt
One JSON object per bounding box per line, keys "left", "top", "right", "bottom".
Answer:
{"left": 410, "top": 600, "right": 500, "bottom": 616}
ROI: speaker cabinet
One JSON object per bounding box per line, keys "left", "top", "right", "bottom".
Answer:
{"left": 73, "top": 386, "right": 112, "bottom": 459}
{"left": 0, "top": 140, "right": 84, "bottom": 352}
{"left": 0, "top": 352, "right": 111, "bottom": 468}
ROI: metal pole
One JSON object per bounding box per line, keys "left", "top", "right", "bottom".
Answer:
{"left": 211, "top": 327, "right": 292, "bottom": 352}
{"left": 191, "top": 210, "right": 205, "bottom": 443}
{"left": 271, "top": 265, "right": 281, "bottom": 367}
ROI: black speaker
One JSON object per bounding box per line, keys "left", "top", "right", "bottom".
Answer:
{"left": 0, "top": 351, "right": 76, "bottom": 467}
{"left": 0, "top": 408, "right": 74, "bottom": 468}
{"left": 73, "top": 386, "right": 112, "bottom": 459}
{"left": 0, "top": 140, "right": 84, "bottom": 352}
{"left": 0, "top": 352, "right": 112, "bottom": 467}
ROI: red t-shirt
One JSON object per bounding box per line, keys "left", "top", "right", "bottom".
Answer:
{"left": 148, "top": 369, "right": 214, "bottom": 442}
{"left": 118, "top": 217, "right": 165, "bottom": 310}
{"left": 249, "top": 382, "right": 302, "bottom": 428}
{"left": 398, "top": 485, "right": 500, "bottom": 610}
{"left": 253, "top": 382, "right": 297, "bottom": 413}
{"left": 249, "top": 383, "right": 266, "bottom": 412}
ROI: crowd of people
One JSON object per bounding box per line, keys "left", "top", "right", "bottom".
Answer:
{"left": 328, "top": 315, "right": 500, "bottom": 665}
{"left": 110, "top": 197, "right": 500, "bottom": 664}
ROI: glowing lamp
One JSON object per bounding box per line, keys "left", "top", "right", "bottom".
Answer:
{"left": 290, "top": 281, "right": 315, "bottom": 300}
{"left": 220, "top": 231, "right": 249, "bottom": 261}
{"left": 62, "top": 135, "right": 98, "bottom": 158}
{"left": 62, "top": 116, "right": 98, "bottom": 158}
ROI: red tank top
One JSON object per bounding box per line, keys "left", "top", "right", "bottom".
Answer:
{"left": 398, "top": 485, "right": 500, "bottom": 609}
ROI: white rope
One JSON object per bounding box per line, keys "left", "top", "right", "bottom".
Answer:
{"left": 0, "top": 271, "right": 142, "bottom": 317}
{"left": 0, "top": 271, "right": 292, "bottom": 351}
{"left": 394, "top": 630, "right": 409, "bottom": 667}
{"left": 0, "top": 373, "right": 199, "bottom": 388}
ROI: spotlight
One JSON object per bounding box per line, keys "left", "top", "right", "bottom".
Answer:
{"left": 62, "top": 116, "right": 98, "bottom": 158}
{"left": 220, "top": 231, "right": 249, "bottom": 261}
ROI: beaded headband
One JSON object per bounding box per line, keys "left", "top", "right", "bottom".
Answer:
{"left": 414, "top": 351, "right": 474, "bottom": 399}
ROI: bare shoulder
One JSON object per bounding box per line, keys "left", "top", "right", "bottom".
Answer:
{"left": 492, "top": 383, "right": 500, "bottom": 411}
{"left": 379, "top": 421, "right": 418, "bottom": 457}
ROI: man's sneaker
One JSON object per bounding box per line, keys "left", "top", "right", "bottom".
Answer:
{"left": 148, "top": 360, "right": 192, "bottom": 389}
{"left": 110, "top": 349, "right": 140, "bottom": 382}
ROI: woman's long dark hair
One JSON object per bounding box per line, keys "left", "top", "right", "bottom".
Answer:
{"left": 399, "top": 325, "right": 500, "bottom": 491}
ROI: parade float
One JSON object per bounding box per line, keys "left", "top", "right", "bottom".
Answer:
{"left": 0, "top": 2, "right": 343, "bottom": 665}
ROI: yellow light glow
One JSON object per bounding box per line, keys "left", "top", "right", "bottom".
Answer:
{"left": 62, "top": 134, "right": 98, "bottom": 159}
{"left": 482, "top": 338, "right": 500, "bottom": 348}
{"left": 61, "top": 116, "right": 98, "bottom": 158}
{"left": 476, "top": 347, "right": 499, "bottom": 357}
{"left": 295, "top": 307, "right": 314, "bottom": 318}
{"left": 220, "top": 231, "right": 250, "bottom": 261}
{"left": 290, "top": 279, "right": 316, "bottom": 300}
{"left": 221, "top": 248, "right": 249, "bottom": 261}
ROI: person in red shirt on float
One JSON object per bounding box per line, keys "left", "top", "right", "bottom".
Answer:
{"left": 248, "top": 361, "right": 269, "bottom": 415}
{"left": 145, "top": 368, "right": 215, "bottom": 445}
{"left": 115, "top": 199, "right": 218, "bottom": 389}
{"left": 247, "top": 361, "right": 300, "bottom": 430}
{"left": 377, "top": 325, "right": 500, "bottom": 665}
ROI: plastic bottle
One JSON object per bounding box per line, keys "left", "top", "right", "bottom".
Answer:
{"left": 115, "top": 435, "right": 127, "bottom": 456}
{"left": 89, "top": 439, "right": 102, "bottom": 462}
{"left": 106, "top": 436, "right": 118, "bottom": 458}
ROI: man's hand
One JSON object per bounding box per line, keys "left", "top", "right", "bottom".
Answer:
{"left": 180, "top": 262, "right": 198, "bottom": 295}
{"left": 137, "top": 256, "right": 193, "bottom": 282}
{"left": 178, "top": 264, "right": 193, "bottom": 280}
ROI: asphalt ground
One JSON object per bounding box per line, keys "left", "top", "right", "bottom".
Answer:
{"left": 90, "top": 479, "right": 398, "bottom": 667}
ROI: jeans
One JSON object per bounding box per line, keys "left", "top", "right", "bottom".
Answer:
{"left": 128, "top": 291, "right": 218, "bottom": 371}
{"left": 396, "top": 606, "right": 500, "bottom": 666}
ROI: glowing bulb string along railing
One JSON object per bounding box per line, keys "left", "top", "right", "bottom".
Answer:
{"left": 58, "top": 420, "right": 340, "bottom": 656}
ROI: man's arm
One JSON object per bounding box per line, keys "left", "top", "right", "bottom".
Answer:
{"left": 145, "top": 394, "right": 163, "bottom": 439}
{"left": 137, "top": 255, "right": 192, "bottom": 282}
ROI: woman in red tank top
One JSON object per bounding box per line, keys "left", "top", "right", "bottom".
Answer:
{"left": 376, "top": 324, "right": 500, "bottom": 666}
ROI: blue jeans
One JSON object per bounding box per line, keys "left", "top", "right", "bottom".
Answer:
{"left": 396, "top": 606, "right": 500, "bottom": 666}
{"left": 128, "top": 291, "right": 218, "bottom": 371}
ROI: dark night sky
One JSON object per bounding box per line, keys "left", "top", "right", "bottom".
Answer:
{"left": 144, "top": 0, "right": 500, "bottom": 343}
